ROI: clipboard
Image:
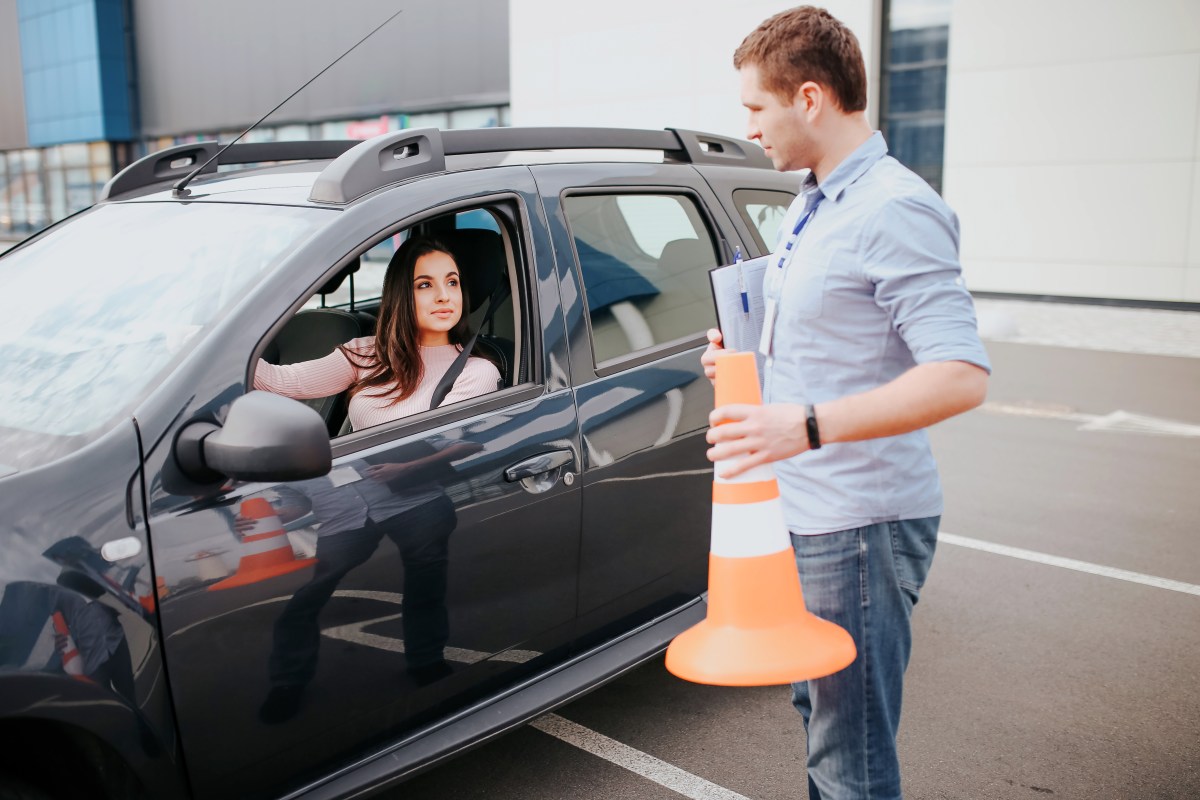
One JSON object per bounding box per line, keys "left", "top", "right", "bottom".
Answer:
{"left": 708, "top": 254, "right": 770, "bottom": 375}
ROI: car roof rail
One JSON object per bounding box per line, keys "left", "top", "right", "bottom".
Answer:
{"left": 101, "top": 127, "right": 771, "bottom": 203}
{"left": 100, "top": 140, "right": 358, "bottom": 200}
{"left": 309, "top": 126, "right": 771, "bottom": 204}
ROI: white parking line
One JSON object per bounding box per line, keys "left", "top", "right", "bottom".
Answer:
{"left": 531, "top": 713, "right": 752, "bottom": 800}
{"left": 939, "top": 532, "right": 1200, "bottom": 597}
{"left": 980, "top": 402, "right": 1200, "bottom": 437}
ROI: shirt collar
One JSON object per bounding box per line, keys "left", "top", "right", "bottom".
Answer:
{"left": 805, "top": 131, "right": 888, "bottom": 204}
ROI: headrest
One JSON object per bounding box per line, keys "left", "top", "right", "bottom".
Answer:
{"left": 318, "top": 257, "right": 361, "bottom": 296}
{"left": 658, "top": 238, "right": 715, "bottom": 271}
{"left": 444, "top": 229, "right": 505, "bottom": 312}
{"left": 264, "top": 308, "right": 362, "bottom": 365}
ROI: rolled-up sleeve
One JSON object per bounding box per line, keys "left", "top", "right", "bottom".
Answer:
{"left": 864, "top": 196, "right": 991, "bottom": 373}
{"left": 253, "top": 346, "right": 359, "bottom": 398}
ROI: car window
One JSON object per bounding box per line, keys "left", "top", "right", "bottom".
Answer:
{"left": 562, "top": 192, "right": 719, "bottom": 365}
{"left": 266, "top": 205, "right": 522, "bottom": 440}
{"left": 733, "top": 188, "right": 795, "bottom": 253}
{"left": 0, "top": 202, "right": 329, "bottom": 470}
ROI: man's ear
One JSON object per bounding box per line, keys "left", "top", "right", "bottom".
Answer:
{"left": 795, "top": 81, "right": 823, "bottom": 120}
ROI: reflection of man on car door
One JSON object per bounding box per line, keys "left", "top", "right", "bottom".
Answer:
{"left": 250, "top": 437, "right": 480, "bottom": 723}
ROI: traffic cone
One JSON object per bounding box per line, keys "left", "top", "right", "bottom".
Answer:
{"left": 52, "top": 611, "right": 91, "bottom": 683}
{"left": 209, "top": 498, "right": 315, "bottom": 591}
{"left": 665, "top": 351, "right": 856, "bottom": 686}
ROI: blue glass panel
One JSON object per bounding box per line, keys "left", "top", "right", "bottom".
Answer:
{"left": 883, "top": 117, "right": 944, "bottom": 193}
{"left": 18, "top": 0, "right": 133, "bottom": 147}
{"left": 887, "top": 66, "right": 947, "bottom": 114}
{"left": 888, "top": 25, "right": 948, "bottom": 65}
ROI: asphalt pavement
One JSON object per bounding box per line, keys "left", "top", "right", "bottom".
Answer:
{"left": 381, "top": 299, "right": 1200, "bottom": 800}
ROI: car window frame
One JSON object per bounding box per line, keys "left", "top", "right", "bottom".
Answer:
{"left": 559, "top": 184, "right": 725, "bottom": 378}
{"left": 732, "top": 188, "right": 797, "bottom": 254}
{"left": 245, "top": 191, "right": 545, "bottom": 460}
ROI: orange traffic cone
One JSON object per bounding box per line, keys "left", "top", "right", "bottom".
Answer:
{"left": 665, "top": 351, "right": 856, "bottom": 686}
{"left": 209, "top": 498, "right": 315, "bottom": 591}
{"left": 52, "top": 611, "right": 91, "bottom": 683}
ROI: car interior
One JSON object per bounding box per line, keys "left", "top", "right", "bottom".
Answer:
{"left": 563, "top": 193, "right": 720, "bottom": 364}
{"left": 258, "top": 207, "right": 521, "bottom": 438}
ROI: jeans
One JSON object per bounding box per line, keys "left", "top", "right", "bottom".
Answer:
{"left": 790, "top": 516, "right": 940, "bottom": 800}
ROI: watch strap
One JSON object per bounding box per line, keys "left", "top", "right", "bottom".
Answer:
{"left": 804, "top": 404, "right": 822, "bottom": 450}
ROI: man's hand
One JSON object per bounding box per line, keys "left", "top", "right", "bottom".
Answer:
{"left": 706, "top": 402, "right": 809, "bottom": 478}
{"left": 700, "top": 328, "right": 726, "bottom": 384}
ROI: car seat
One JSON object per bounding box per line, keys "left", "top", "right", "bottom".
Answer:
{"left": 261, "top": 263, "right": 370, "bottom": 436}
{"left": 443, "top": 229, "right": 514, "bottom": 386}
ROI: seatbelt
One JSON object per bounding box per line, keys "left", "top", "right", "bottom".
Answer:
{"left": 428, "top": 279, "right": 510, "bottom": 409}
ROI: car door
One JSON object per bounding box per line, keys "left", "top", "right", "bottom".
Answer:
{"left": 141, "top": 169, "right": 582, "bottom": 800}
{"left": 532, "top": 163, "right": 741, "bottom": 647}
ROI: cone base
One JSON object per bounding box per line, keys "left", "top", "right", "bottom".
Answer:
{"left": 208, "top": 557, "right": 316, "bottom": 591}
{"left": 665, "top": 614, "right": 856, "bottom": 686}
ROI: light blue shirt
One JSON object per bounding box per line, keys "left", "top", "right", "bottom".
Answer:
{"left": 761, "top": 132, "right": 991, "bottom": 535}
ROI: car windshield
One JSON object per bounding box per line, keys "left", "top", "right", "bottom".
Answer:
{"left": 0, "top": 201, "right": 331, "bottom": 472}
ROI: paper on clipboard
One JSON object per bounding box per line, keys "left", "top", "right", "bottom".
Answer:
{"left": 708, "top": 255, "right": 770, "bottom": 375}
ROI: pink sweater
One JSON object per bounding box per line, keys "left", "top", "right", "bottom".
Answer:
{"left": 254, "top": 337, "right": 501, "bottom": 431}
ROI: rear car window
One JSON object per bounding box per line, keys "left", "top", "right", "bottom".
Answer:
{"left": 0, "top": 202, "right": 330, "bottom": 471}
{"left": 733, "top": 188, "right": 795, "bottom": 253}
{"left": 563, "top": 192, "right": 719, "bottom": 365}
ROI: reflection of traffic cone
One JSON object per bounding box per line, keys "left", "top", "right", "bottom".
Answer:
{"left": 665, "top": 352, "right": 856, "bottom": 686}
{"left": 209, "top": 498, "right": 315, "bottom": 591}
{"left": 52, "top": 611, "right": 91, "bottom": 683}
{"left": 138, "top": 576, "right": 168, "bottom": 614}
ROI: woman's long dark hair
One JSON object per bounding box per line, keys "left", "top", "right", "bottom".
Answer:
{"left": 340, "top": 236, "right": 475, "bottom": 405}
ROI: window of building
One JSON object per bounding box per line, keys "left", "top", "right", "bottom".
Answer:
{"left": 880, "top": 0, "right": 951, "bottom": 193}
{"left": 448, "top": 107, "right": 500, "bottom": 129}
{"left": 0, "top": 142, "right": 118, "bottom": 238}
{"left": 0, "top": 155, "right": 10, "bottom": 235}
{"left": 563, "top": 192, "right": 719, "bottom": 365}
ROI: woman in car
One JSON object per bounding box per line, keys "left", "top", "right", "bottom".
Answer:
{"left": 254, "top": 236, "right": 501, "bottom": 431}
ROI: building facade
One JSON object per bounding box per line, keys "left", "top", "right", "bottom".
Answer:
{"left": 510, "top": 0, "right": 1200, "bottom": 304}
{"left": 0, "top": 0, "right": 510, "bottom": 239}
{"left": 4, "top": 0, "right": 1198, "bottom": 303}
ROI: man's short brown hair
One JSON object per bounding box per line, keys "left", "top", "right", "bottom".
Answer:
{"left": 734, "top": 5, "right": 867, "bottom": 113}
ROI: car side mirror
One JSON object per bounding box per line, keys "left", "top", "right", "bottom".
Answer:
{"left": 174, "top": 391, "right": 332, "bottom": 483}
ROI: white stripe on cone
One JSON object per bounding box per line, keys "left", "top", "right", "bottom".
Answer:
{"left": 711, "top": 500, "right": 792, "bottom": 558}
{"left": 710, "top": 459, "right": 791, "bottom": 558}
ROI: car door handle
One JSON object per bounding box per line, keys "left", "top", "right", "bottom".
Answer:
{"left": 504, "top": 450, "right": 574, "bottom": 482}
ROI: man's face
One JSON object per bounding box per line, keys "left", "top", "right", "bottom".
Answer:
{"left": 739, "top": 63, "right": 814, "bottom": 173}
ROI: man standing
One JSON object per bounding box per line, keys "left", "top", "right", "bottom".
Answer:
{"left": 703, "top": 6, "right": 991, "bottom": 799}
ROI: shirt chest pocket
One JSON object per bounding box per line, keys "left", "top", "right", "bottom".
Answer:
{"left": 779, "top": 249, "right": 834, "bottom": 321}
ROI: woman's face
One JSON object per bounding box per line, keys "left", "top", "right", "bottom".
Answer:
{"left": 411, "top": 250, "right": 463, "bottom": 346}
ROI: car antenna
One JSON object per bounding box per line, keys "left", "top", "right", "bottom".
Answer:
{"left": 172, "top": 8, "right": 404, "bottom": 198}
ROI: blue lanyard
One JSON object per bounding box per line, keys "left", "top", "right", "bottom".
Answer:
{"left": 775, "top": 198, "right": 821, "bottom": 271}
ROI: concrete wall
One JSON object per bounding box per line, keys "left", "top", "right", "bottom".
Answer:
{"left": 509, "top": 0, "right": 880, "bottom": 139}
{"left": 943, "top": 0, "right": 1200, "bottom": 302}
{"left": 132, "top": 0, "right": 510, "bottom": 138}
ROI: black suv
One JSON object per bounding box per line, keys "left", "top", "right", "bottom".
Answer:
{"left": 0, "top": 127, "right": 796, "bottom": 799}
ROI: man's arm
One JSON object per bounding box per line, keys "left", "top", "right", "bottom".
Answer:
{"left": 706, "top": 360, "right": 987, "bottom": 478}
